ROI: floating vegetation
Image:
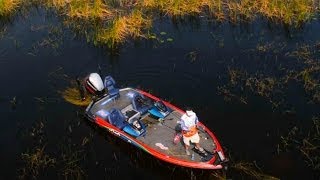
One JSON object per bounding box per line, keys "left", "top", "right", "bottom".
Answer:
{"left": 18, "top": 146, "right": 56, "bottom": 179}
{"left": 60, "top": 147, "right": 86, "bottom": 180}
{"left": 62, "top": 86, "right": 91, "bottom": 106}
{"left": 217, "top": 85, "right": 248, "bottom": 105}
{"left": 18, "top": 117, "right": 88, "bottom": 179}
{"left": 218, "top": 67, "right": 283, "bottom": 109}
{"left": 232, "top": 162, "right": 280, "bottom": 180}
{"left": 220, "top": 40, "right": 320, "bottom": 110}
{"left": 210, "top": 171, "right": 227, "bottom": 180}
{"left": 18, "top": 120, "right": 55, "bottom": 179}
{"left": 186, "top": 50, "right": 198, "bottom": 63}
{"left": 279, "top": 116, "right": 320, "bottom": 170}
{"left": 0, "top": 0, "right": 20, "bottom": 17}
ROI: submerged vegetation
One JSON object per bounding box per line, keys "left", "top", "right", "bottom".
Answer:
{"left": 18, "top": 118, "right": 88, "bottom": 179}
{"left": 19, "top": 146, "right": 56, "bottom": 179}
{"left": 279, "top": 116, "right": 320, "bottom": 170}
{"left": 232, "top": 162, "right": 279, "bottom": 180}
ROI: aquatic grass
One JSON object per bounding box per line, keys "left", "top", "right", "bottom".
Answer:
{"left": 0, "top": 0, "right": 20, "bottom": 17}
{"left": 225, "top": 0, "right": 316, "bottom": 25}
{"left": 229, "top": 0, "right": 260, "bottom": 23}
{"left": 18, "top": 119, "right": 88, "bottom": 179}
{"left": 60, "top": 147, "right": 85, "bottom": 180}
{"left": 41, "top": 0, "right": 112, "bottom": 20}
{"left": 209, "top": 0, "right": 225, "bottom": 21}
{"left": 62, "top": 87, "right": 92, "bottom": 106}
{"left": 19, "top": 146, "right": 56, "bottom": 179}
{"left": 279, "top": 117, "right": 320, "bottom": 170}
{"left": 41, "top": 0, "right": 68, "bottom": 9}
{"left": 68, "top": 0, "right": 112, "bottom": 20}
{"left": 140, "top": 0, "right": 318, "bottom": 25}
{"left": 258, "top": 0, "right": 316, "bottom": 26}
{"left": 232, "top": 162, "right": 280, "bottom": 180}
{"left": 94, "top": 10, "right": 152, "bottom": 47}
{"left": 30, "top": 0, "right": 319, "bottom": 49}
{"left": 140, "top": 0, "right": 216, "bottom": 16}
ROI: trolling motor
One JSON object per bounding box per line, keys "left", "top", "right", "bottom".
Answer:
{"left": 84, "top": 73, "right": 105, "bottom": 97}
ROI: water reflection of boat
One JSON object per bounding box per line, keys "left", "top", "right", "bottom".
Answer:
{"left": 83, "top": 73, "right": 228, "bottom": 170}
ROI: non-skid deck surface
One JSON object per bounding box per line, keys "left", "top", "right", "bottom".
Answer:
{"left": 138, "top": 111, "right": 216, "bottom": 162}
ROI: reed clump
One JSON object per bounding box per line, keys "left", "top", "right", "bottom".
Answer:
{"left": 36, "top": 0, "right": 319, "bottom": 48}
{"left": 140, "top": 0, "right": 317, "bottom": 25}
{"left": 0, "top": 0, "right": 20, "bottom": 17}
{"left": 257, "top": 0, "right": 315, "bottom": 26}
{"left": 94, "top": 10, "right": 152, "bottom": 47}
{"left": 226, "top": 0, "right": 316, "bottom": 25}
{"left": 42, "top": 0, "right": 112, "bottom": 20}
{"left": 140, "top": 0, "right": 218, "bottom": 16}
{"left": 67, "top": 0, "right": 112, "bottom": 20}
{"left": 40, "top": 0, "right": 68, "bottom": 9}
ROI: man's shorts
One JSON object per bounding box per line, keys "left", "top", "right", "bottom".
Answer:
{"left": 183, "top": 132, "right": 200, "bottom": 146}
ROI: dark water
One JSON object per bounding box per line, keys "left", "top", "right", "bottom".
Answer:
{"left": 0, "top": 10, "right": 319, "bottom": 179}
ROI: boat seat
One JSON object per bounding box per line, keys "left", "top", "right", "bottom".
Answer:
{"left": 131, "top": 93, "right": 153, "bottom": 115}
{"left": 104, "top": 75, "right": 120, "bottom": 98}
{"left": 107, "top": 108, "right": 128, "bottom": 129}
{"left": 148, "top": 101, "right": 170, "bottom": 119}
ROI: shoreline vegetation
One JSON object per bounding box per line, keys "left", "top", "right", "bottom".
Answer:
{"left": 1, "top": 0, "right": 319, "bottom": 47}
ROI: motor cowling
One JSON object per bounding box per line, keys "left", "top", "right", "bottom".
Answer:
{"left": 84, "top": 73, "right": 105, "bottom": 96}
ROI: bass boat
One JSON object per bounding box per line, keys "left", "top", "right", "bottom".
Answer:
{"left": 83, "top": 73, "right": 228, "bottom": 170}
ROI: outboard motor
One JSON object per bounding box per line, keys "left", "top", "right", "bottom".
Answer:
{"left": 84, "top": 73, "right": 105, "bottom": 96}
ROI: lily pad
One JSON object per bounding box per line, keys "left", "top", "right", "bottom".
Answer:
{"left": 160, "top": 32, "right": 167, "bottom": 35}
{"left": 167, "top": 38, "right": 173, "bottom": 42}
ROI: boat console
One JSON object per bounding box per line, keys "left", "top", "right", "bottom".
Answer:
{"left": 121, "top": 104, "right": 141, "bottom": 123}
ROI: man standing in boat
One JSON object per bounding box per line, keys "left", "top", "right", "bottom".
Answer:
{"left": 180, "top": 108, "right": 207, "bottom": 156}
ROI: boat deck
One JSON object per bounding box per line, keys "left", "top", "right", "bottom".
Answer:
{"left": 138, "top": 111, "right": 217, "bottom": 162}
{"left": 88, "top": 88, "right": 217, "bottom": 163}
